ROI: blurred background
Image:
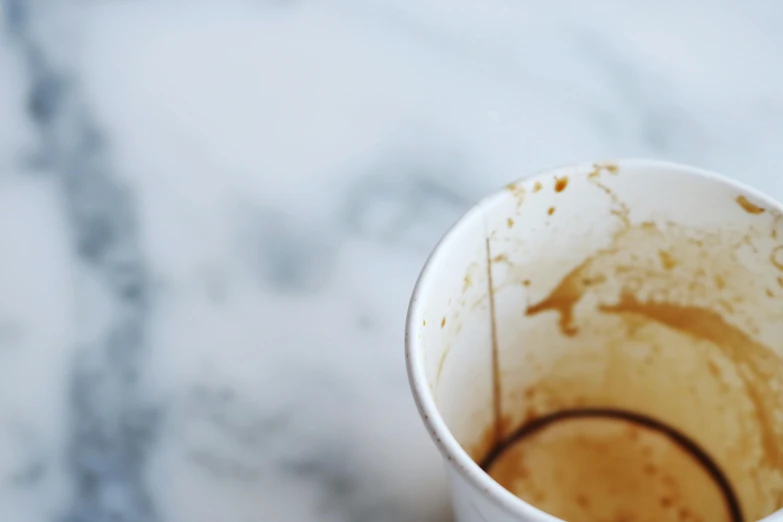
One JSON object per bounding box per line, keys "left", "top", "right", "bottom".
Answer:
{"left": 1, "top": 1, "right": 783, "bottom": 521}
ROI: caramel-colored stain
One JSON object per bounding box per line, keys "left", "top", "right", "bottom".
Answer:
{"left": 479, "top": 171, "right": 783, "bottom": 521}
{"left": 548, "top": 206, "right": 556, "bottom": 216}
{"left": 599, "top": 294, "right": 783, "bottom": 475}
{"left": 436, "top": 347, "right": 449, "bottom": 383}
{"left": 517, "top": 213, "right": 783, "bottom": 519}
{"left": 659, "top": 250, "right": 677, "bottom": 270}
{"left": 533, "top": 181, "right": 543, "bottom": 193}
{"left": 588, "top": 162, "right": 619, "bottom": 180}
{"left": 463, "top": 275, "right": 472, "bottom": 292}
{"left": 772, "top": 246, "right": 783, "bottom": 272}
{"left": 525, "top": 256, "right": 606, "bottom": 336}
{"left": 555, "top": 176, "right": 569, "bottom": 193}
{"left": 441, "top": 317, "right": 446, "bottom": 328}
{"left": 527, "top": 249, "right": 783, "bottom": 477}
{"left": 470, "top": 423, "right": 500, "bottom": 464}
{"left": 507, "top": 217, "right": 515, "bottom": 228}
{"left": 507, "top": 182, "right": 526, "bottom": 208}
{"left": 736, "top": 195, "right": 766, "bottom": 215}
{"left": 486, "top": 416, "right": 732, "bottom": 522}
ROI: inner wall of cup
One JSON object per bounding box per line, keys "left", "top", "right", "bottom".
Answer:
{"left": 420, "top": 162, "right": 783, "bottom": 522}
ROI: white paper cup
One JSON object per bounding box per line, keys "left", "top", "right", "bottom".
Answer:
{"left": 406, "top": 159, "right": 783, "bottom": 522}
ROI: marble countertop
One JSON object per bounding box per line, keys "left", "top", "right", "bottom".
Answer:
{"left": 2, "top": 1, "right": 783, "bottom": 521}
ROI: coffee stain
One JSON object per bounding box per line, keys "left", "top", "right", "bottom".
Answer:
{"left": 736, "top": 196, "right": 766, "bottom": 215}
{"left": 483, "top": 410, "right": 741, "bottom": 522}
{"left": 772, "top": 246, "right": 783, "bottom": 272}
{"left": 492, "top": 253, "right": 510, "bottom": 265}
{"left": 659, "top": 250, "right": 677, "bottom": 270}
{"left": 470, "top": 422, "right": 503, "bottom": 465}
{"left": 555, "top": 176, "right": 569, "bottom": 193}
{"left": 487, "top": 170, "right": 783, "bottom": 518}
{"left": 437, "top": 346, "right": 450, "bottom": 384}
{"left": 507, "top": 217, "right": 515, "bottom": 228}
{"left": 485, "top": 237, "right": 503, "bottom": 446}
{"left": 548, "top": 206, "right": 556, "bottom": 216}
{"left": 600, "top": 293, "right": 783, "bottom": 473}
{"left": 587, "top": 173, "right": 631, "bottom": 227}
{"left": 516, "top": 201, "right": 783, "bottom": 518}
{"left": 588, "top": 162, "right": 620, "bottom": 180}
{"left": 533, "top": 181, "right": 543, "bottom": 193}
{"left": 475, "top": 165, "right": 783, "bottom": 519}
{"left": 463, "top": 274, "right": 472, "bottom": 292}
{"left": 506, "top": 182, "right": 526, "bottom": 208}
{"left": 772, "top": 214, "right": 783, "bottom": 240}
{"left": 441, "top": 317, "right": 446, "bottom": 328}
{"left": 525, "top": 256, "right": 598, "bottom": 336}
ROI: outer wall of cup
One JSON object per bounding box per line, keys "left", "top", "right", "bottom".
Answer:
{"left": 405, "top": 159, "right": 783, "bottom": 522}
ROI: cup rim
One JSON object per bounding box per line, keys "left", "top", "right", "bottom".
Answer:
{"left": 405, "top": 158, "right": 783, "bottom": 521}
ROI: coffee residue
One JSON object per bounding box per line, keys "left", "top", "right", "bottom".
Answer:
{"left": 600, "top": 293, "right": 783, "bottom": 473}
{"left": 659, "top": 250, "right": 677, "bottom": 270}
{"left": 506, "top": 182, "right": 526, "bottom": 208}
{"left": 524, "top": 229, "right": 783, "bottom": 484}
{"left": 736, "top": 196, "right": 766, "bottom": 215}
{"left": 481, "top": 167, "right": 783, "bottom": 520}
{"left": 772, "top": 246, "right": 783, "bottom": 272}
{"left": 483, "top": 410, "right": 740, "bottom": 522}
{"left": 525, "top": 256, "right": 600, "bottom": 336}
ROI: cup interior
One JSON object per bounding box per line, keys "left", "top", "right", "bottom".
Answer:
{"left": 407, "top": 160, "right": 783, "bottom": 522}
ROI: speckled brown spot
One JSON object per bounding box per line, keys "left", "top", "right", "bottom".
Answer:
{"left": 659, "top": 250, "right": 677, "bottom": 270}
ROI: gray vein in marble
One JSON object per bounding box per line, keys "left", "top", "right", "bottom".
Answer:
{"left": 5, "top": 1, "right": 160, "bottom": 521}
{"left": 247, "top": 208, "right": 336, "bottom": 294}
{"left": 571, "top": 30, "right": 709, "bottom": 157}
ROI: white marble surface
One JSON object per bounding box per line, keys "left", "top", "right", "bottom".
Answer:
{"left": 1, "top": 1, "right": 783, "bottom": 521}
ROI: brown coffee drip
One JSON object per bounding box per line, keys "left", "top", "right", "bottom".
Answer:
{"left": 481, "top": 409, "right": 743, "bottom": 522}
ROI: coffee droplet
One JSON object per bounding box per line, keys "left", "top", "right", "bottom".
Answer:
{"left": 735, "top": 195, "right": 766, "bottom": 215}
{"left": 555, "top": 176, "right": 569, "bottom": 193}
